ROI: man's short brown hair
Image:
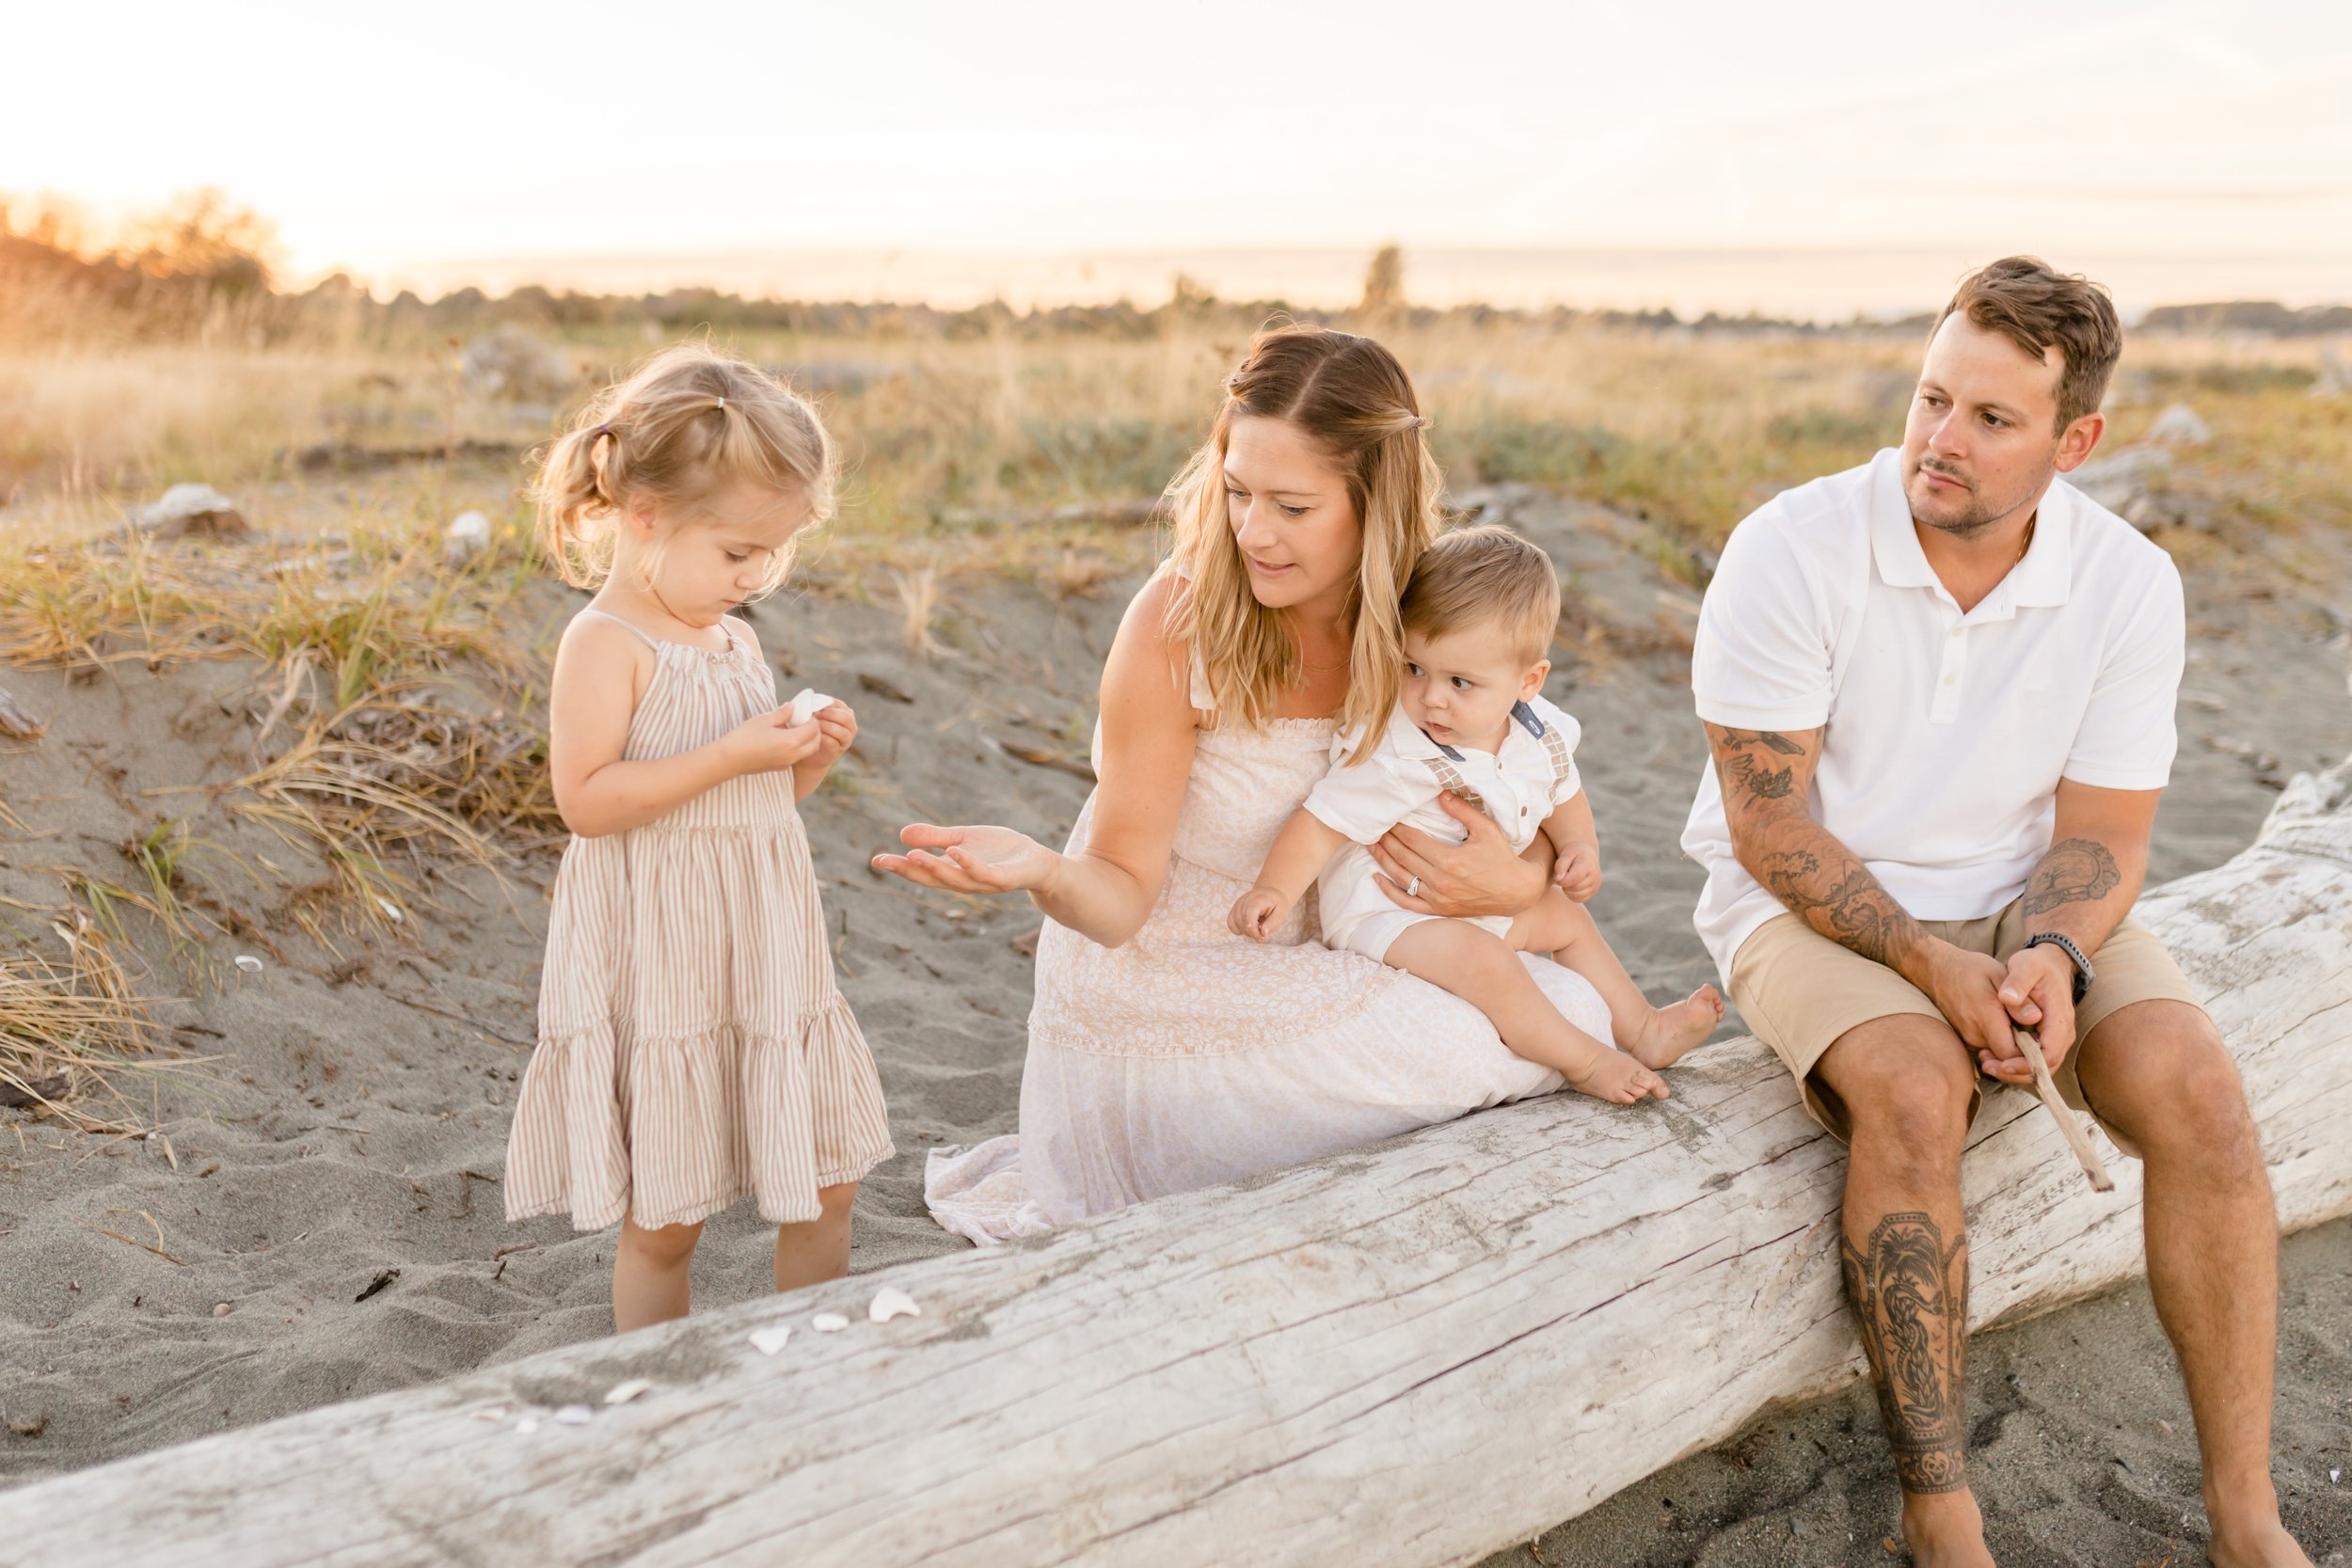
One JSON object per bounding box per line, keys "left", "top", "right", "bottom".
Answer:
{"left": 1938, "top": 257, "right": 2122, "bottom": 433}
{"left": 1400, "top": 525, "right": 1561, "bottom": 665}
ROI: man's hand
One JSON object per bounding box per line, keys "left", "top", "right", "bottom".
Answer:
{"left": 1552, "top": 841, "right": 1601, "bottom": 903}
{"left": 1229, "top": 886, "right": 1291, "bottom": 942}
{"left": 1983, "top": 942, "right": 2081, "bottom": 1085}
{"left": 1902, "top": 938, "right": 2018, "bottom": 1059}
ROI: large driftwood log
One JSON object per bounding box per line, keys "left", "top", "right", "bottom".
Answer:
{"left": 3, "top": 758, "right": 2349, "bottom": 1568}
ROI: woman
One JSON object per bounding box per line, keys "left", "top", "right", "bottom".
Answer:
{"left": 873, "top": 326, "right": 1613, "bottom": 1243}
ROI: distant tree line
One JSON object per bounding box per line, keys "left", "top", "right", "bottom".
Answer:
{"left": 5, "top": 192, "right": 2343, "bottom": 347}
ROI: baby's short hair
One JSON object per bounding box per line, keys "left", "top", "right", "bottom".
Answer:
{"left": 1400, "top": 526, "right": 1562, "bottom": 665}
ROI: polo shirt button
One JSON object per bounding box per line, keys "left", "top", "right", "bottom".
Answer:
{"left": 1942, "top": 673, "right": 1957, "bottom": 685}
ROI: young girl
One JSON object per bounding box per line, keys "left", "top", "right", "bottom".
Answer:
{"left": 1230, "top": 526, "right": 1721, "bottom": 1103}
{"left": 503, "top": 344, "right": 892, "bottom": 1332}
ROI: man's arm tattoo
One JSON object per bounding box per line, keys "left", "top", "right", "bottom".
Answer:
{"left": 1716, "top": 729, "right": 1805, "bottom": 800}
{"left": 1756, "top": 846, "right": 1916, "bottom": 969}
{"left": 1709, "top": 723, "right": 1926, "bottom": 969}
{"left": 2021, "top": 837, "right": 2122, "bottom": 919}
{"left": 1840, "top": 1211, "right": 1970, "bottom": 1496}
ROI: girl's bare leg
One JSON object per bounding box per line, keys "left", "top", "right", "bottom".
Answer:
{"left": 1509, "top": 891, "right": 1721, "bottom": 1069}
{"left": 1384, "top": 920, "right": 1664, "bottom": 1103}
{"left": 775, "top": 1180, "right": 858, "bottom": 1293}
{"left": 614, "top": 1212, "right": 703, "bottom": 1332}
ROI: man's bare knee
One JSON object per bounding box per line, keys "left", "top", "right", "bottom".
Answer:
{"left": 1822, "top": 1020, "right": 1974, "bottom": 1170}
{"left": 2083, "top": 1004, "right": 2265, "bottom": 1181}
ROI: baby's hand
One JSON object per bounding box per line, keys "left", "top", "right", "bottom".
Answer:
{"left": 1565, "top": 1047, "right": 1668, "bottom": 1105}
{"left": 721, "top": 705, "right": 826, "bottom": 775}
{"left": 1228, "top": 886, "right": 1291, "bottom": 942}
{"left": 1553, "top": 841, "right": 1602, "bottom": 903}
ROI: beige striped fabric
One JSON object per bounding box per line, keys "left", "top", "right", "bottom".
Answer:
{"left": 504, "top": 608, "right": 893, "bottom": 1232}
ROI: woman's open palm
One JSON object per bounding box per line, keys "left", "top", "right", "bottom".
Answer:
{"left": 872, "top": 823, "right": 1057, "bottom": 895}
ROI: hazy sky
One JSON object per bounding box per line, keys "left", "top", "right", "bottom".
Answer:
{"left": 8, "top": 0, "right": 2350, "bottom": 311}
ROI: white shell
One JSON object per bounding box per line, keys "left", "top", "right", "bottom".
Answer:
{"left": 603, "top": 1378, "right": 652, "bottom": 1405}
{"left": 868, "top": 1287, "right": 920, "bottom": 1323}
{"left": 786, "top": 689, "right": 837, "bottom": 726}
{"left": 233, "top": 954, "right": 263, "bottom": 974}
{"left": 749, "top": 1325, "right": 793, "bottom": 1355}
{"left": 810, "top": 1311, "right": 850, "bottom": 1333}
{"left": 515, "top": 1415, "right": 541, "bottom": 1434}
{"left": 376, "top": 896, "right": 405, "bottom": 924}
{"left": 470, "top": 1405, "right": 508, "bottom": 1422}
{"left": 553, "top": 1404, "right": 593, "bottom": 1426}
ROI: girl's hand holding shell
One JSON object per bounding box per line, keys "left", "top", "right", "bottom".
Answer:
{"left": 721, "top": 705, "right": 827, "bottom": 776}
{"left": 796, "top": 697, "right": 857, "bottom": 770}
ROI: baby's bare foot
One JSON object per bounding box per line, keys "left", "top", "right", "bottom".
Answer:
{"left": 1629, "top": 984, "right": 1723, "bottom": 1070}
{"left": 1565, "top": 1048, "right": 1668, "bottom": 1105}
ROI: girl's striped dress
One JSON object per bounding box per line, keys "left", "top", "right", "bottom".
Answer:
{"left": 505, "top": 608, "right": 892, "bottom": 1231}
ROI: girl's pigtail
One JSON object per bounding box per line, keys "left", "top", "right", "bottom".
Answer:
{"left": 533, "top": 418, "right": 616, "bottom": 588}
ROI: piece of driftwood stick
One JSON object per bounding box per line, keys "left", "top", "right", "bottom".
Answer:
{"left": 0, "top": 752, "right": 2345, "bottom": 1568}
{"left": 2013, "top": 1027, "right": 2116, "bottom": 1192}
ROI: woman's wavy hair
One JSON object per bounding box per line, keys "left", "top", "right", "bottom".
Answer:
{"left": 1164, "top": 325, "right": 1442, "bottom": 761}
{"left": 532, "top": 342, "right": 834, "bottom": 595}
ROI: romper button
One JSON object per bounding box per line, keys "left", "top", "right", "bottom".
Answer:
{"left": 1942, "top": 673, "right": 1957, "bottom": 685}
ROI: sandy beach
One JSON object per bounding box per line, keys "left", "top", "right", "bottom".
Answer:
{"left": 3, "top": 486, "right": 2347, "bottom": 1565}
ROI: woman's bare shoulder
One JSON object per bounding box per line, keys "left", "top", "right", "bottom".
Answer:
{"left": 1102, "top": 568, "right": 1196, "bottom": 712}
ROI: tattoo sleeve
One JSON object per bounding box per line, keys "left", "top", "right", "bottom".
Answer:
{"left": 1841, "top": 1211, "right": 1970, "bottom": 1495}
{"left": 2021, "top": 837, "right": 2122, "bottom": 919}
{"left": 1707, "top": 724, "right": 1926, "bottom": 973}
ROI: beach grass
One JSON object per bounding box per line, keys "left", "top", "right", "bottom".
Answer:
{"left": 2, "top": 311, "right": 2345, "bottom": 1107}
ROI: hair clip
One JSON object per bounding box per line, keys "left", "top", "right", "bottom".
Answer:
{"left": 716, "top": 397, "right": 726, "bottom": 411}
{"left": 594, "top": 424, "right": 611, "bottom": 439}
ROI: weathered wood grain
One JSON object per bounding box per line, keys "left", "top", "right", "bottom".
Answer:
{"left": 2, "top": 757, "right": 2346, "bottom": 1568}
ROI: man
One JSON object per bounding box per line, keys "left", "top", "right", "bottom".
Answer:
{"left": 1681, "top": 257, "right": 2311, "bottom": 1568}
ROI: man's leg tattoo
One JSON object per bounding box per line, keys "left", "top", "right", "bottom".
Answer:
{"left": 1840, "top": 1210, "right": 1970, "bottom": 1494}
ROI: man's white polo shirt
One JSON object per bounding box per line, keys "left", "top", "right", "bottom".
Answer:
{"left": 1679, "top": 447, "right": 2185, "bottom": 985}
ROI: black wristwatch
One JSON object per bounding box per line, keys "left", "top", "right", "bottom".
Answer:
{"left": 2024, "top": 932, "right": 2094, "bottom": 1005}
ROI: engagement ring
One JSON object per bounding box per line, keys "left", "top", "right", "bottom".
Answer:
{"left": 1406, "top": 876, "right": 1422, "bottom": 898}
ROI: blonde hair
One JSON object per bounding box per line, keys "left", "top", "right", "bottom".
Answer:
{"left": 533, "top": 343, "right": 835, "bottom": 594}
{"left": 1164, "top": 325, "right": 1442, "bottom": 761}
{"left": 1400, "top": 526, "right": 1562, "bottom": 665}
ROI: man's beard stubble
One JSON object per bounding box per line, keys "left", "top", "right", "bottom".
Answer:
{"left": 1906, "top": 453, "right": 2052, "bottom": 541}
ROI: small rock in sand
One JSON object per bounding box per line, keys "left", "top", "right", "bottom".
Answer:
{"left": 212, "top": 1302, "right": 231, "bottom": 1317}
{"left": 0, "top": 687, "right": 45, "bottom": 740}
{"left": 553, "top": 1404, "right": 593, "bottom": 1426}
{"left": 811, "top": 1311, "right": 850, "bottom": 1333}
{"left": 2145, "top": 404, "right": 2211, "bottom": 447}
{"left": 136, "top": 483, "right": 249, "bottom": 539}
{"left": 443, "top": 511, "right": 493, "bottom": 563}
{"left": 750, "top": 1325, "right": 793, "bottom": 1355}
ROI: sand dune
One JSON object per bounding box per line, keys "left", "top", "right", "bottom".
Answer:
{"left": 2, "top": 491, "right": 2346, "bottom": 1564}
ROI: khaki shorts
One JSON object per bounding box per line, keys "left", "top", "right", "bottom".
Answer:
{"left": 1727, "top": 900, "right": 2208, "bottom": 1159}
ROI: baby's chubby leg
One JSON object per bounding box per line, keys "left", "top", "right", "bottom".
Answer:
{"left": 1506, "top": 891, "right": 1721, "bottom": 1070}
{"left": 1384, "top": 918, "right": 1665, "bottom": 1104}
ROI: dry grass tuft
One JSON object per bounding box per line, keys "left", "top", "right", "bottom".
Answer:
{"left": 893, "top": 563, "right": 947, "bottom": 659}
{"left": 1, "top": 913, "right": 166, "bottom": 1125}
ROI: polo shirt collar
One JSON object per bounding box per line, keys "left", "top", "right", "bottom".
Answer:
{"left": 1867, "top": 448, "right": 2075, "bottom": 610}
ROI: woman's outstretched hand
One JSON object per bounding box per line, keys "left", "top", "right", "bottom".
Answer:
{"left": 1371, "top": 791, "right": 1549, "bottom": 919}
{"left": 871, "top": 823, "right": 1059, "bottom": 895}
